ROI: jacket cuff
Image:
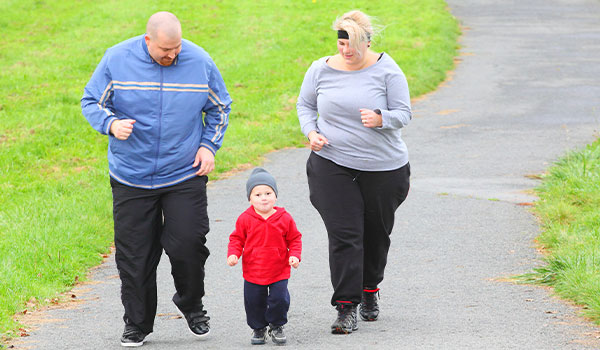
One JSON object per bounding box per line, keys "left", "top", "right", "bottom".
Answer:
{"left": 227, "top": 249, "right": 241, "bottom": 257}
{"left": 104, "top": 117, "right": 118, "bottom": 135}
{"left": 290, "top": 252, "right": 302, "bottom": 261}
{"left": 200, "top": 142, "right": 217, "bottom": 155}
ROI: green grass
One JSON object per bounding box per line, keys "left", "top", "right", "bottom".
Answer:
{"left": 517, "top": 139, "right": 600, "bottom": 323}
{"left": 0, "top": 0, "right": 459, "bottom": 337}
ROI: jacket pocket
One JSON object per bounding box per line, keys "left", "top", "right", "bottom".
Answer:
{"left": 246, "top": 247, "right": 288, "bottom": 280}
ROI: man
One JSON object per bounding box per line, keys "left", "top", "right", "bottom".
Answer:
{"left": 81, "top": 11, "right": 231, "bottom": 347}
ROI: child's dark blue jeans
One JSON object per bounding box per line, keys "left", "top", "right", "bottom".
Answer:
{"left": 244, "top": 279, "right": 290, "bottom": 329}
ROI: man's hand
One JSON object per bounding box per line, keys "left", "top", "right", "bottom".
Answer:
{"left": 110, "top": 119, "right": 136, "bottom": 140}
{"left": 308, "top": 130, "right": 329, "bottom": 152}
{"left": 193, "top": 147, "right": 215, "bottom": 176}
{"left": 227, "top": 255, "right": 239, "bottom": 266}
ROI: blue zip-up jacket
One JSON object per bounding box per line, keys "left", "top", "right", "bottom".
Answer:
{"left": 81, "top": 34, "right": 232, "bottom": 189}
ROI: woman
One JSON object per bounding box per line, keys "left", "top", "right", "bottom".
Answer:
{"left": 296, "top": 10, "right": 411, "bottom": 334}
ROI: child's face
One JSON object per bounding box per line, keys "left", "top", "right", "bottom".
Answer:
{"left": 249, "top": 185, "right": 277, "bottom": 215}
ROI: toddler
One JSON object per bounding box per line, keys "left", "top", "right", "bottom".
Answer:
{"left": 227, "top": 167, "right": 302, "bottom": 345}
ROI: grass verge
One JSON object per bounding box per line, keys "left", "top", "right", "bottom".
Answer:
{"left": 517, "top": 139, "right": 600, "bottom": 323}
{"left": 0, "top": 0, "right": 460, "bottom": 337}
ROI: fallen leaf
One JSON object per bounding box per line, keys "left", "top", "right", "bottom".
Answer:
{"left": 436, "top": 109, "right": 459, "bottom": 115}
{"left": 440, "top": 123, "right": 469, "bottom": 129}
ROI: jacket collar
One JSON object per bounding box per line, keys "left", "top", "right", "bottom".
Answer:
{"left": 244, "top": 206, "right": 285, "bottom": 221}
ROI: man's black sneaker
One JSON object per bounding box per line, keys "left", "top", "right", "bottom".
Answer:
{"left": 268, "top": 324, "right": 287, "bottom": 345}
{"left": 359, "top": 287, "right": 380, "bottom": 321}
{"left": 120, "top": 324, "right": 149, "bottom": 347}
{"left": 251, "top": 327, "right": 267, "bottom": 345}
{"left": 176, "top": 305, "right": 210, "bottom": 338}
{"left": 331, "top": 303, "right": 358, "bottom": 334}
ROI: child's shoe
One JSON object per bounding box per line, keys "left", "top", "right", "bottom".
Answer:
{"left": 251, "top": 327, "right": 267, "bottom": 345}
{"left": 268, "top": 324, "right": 286, "bottom": 345}
{"left": 359, "top": 287, "right": 380, "bottom": 321}
{"left": 331, "top": 303, "right": 358, "bottom": 334}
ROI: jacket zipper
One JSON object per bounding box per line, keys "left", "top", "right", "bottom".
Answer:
{"left": 152, "top": 66, "right": 164, "bottom": 186}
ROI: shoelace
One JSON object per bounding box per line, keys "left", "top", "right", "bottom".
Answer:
{"left": 336, "top": 305, "right": 356, "bottom": 324}
{"left": 253, "top": 328, "right": 267, "bottom": 337}
{"left": 269, "top": 327, "right": 284, "bottom": 336}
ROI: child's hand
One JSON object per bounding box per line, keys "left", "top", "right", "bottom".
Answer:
{"left": 289, "top": 256, "right": 300, "bottom": 268}
{"left": 227, "top": 255, "right": 239, "bottom": 266}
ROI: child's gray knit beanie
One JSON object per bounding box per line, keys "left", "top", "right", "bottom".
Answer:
{"left": 246, "top": 167, "right": 278, "bottom": 199}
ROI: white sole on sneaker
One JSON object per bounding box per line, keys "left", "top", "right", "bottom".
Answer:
{"left": 121, "top": 340, "right": 144, "bottom": 347}
{"left": 120, "top": 331, "right": 150, "bottom": 347}
{"left": 271, "top": 337, "right": 286, "bottom": 345}
{"left": 188, "top": 328, "right": 210, "bottom": 339}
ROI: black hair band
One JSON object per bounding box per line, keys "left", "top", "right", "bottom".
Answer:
{"left": 337, "top": 30, "right": 349, "bottom": 39}
{"left": 337, "top": 30, "right": 371, "bottom": 41}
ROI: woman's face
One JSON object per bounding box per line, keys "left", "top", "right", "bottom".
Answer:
{"left": 337, "top": 39, "right": 369, "bottom": 65}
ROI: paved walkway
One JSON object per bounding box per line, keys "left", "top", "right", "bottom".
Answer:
{"left": 11, "top": 0, "right": 600, "bottom": 349}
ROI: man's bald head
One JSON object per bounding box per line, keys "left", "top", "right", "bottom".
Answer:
{"left": 146, "top": 11, "right": 181, "bottom": 40}
{"left": 145, "top": 12, "right": 182, "bottom": 66}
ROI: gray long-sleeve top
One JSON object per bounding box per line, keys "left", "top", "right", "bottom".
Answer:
{"left": 297, "top": 53, "right": 412, "bottom": 171}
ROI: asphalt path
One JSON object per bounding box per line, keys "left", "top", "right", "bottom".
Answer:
{"left": 12, "top": 0, "right": 600, "bottom": 349}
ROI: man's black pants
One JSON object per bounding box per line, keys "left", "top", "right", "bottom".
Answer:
{"left": 110, "top": 176, "right": 210, "bottom": 334}
{"left": 306, "top": 152, "right": 410, "bottom": 306}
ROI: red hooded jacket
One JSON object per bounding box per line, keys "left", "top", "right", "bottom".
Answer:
{"left": 228, "top": 206, "right": 302, "bottom": 285}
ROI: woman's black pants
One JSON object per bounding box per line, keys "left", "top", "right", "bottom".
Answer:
{"left": 110, "top": 176, "right": 210, "bottom": 334}
{"left": 306, "top": 152, "right": 410, "bottom": 306}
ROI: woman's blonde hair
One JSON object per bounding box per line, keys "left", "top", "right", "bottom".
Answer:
{"left": 332, "top": 10, "right": 381, "bottom": 55}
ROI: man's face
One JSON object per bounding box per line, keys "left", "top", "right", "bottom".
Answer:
{"left": 145, "top": 30, "right": 182, "bottom": 66}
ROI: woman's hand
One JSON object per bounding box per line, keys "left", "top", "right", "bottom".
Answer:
{"left": 308, "top": 130, "right": 329, "bottom": 152}
{"left": 359, "top": 109, "right": 383, "bottom": 128}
